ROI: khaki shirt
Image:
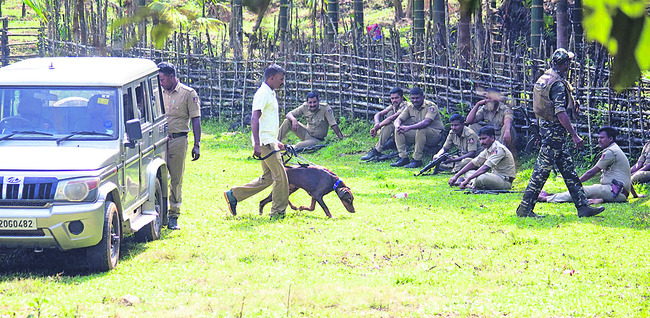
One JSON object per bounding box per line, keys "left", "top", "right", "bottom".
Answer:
{"left": 384, "top": 100, "right": 411, "bottom": 118}
{"left": 442, "top": 126, "right": 479, "bottom": 155}
{"left": 637, "top": 141, "right": 650, "bottom": 167}
{"left": 397, "top": 100, "right": 444, "bottom": 131}
{"left": 471, "top": 140, "right": 516, "bottom": 178}
{"left": 596, "top": 142, "right": 631, "bottom": 191}
{"left": 162, "top": 82, "right": 201, "bottom": 133}
{"left": 289, "top": 102, "right": 337, "bottom": 140}
{"left": 474, "top": 101, "right": 513, "bottom": 136}
{"left": 252, "top": 82, "right": 280, "bottom": 145}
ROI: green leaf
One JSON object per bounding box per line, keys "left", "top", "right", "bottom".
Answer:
{"left": 610, "top": 9, "right": 644, "bottom": 91}
{"left": 151, "top": 23, "right": 173, "bottom": 49}
{"left": 636, "top": 17, "right": 650, "bottom": 70}
{"left": 583, "top": 3, "right": 613, "bottom": 45}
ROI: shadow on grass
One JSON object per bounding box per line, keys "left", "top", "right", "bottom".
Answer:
{"left": 226, "top": 211, "right": 351, "bottom": 230}
{"left": 0, "top": 234, "right": 153, "bottom": 276}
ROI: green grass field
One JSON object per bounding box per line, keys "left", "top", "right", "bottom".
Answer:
{"left": 1, "top": 120, "right": 649, "bottom": 317}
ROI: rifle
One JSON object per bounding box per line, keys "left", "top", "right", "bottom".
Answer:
{"left": 453, "top": 189, "right": 524, "bottom": 195}
{"left": 414, "top": 153, "right": 449, "bottom": 176}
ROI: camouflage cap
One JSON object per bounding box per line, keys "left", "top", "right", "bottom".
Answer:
{"left": 551, "top": 48, "right": 575, "bottom": 66}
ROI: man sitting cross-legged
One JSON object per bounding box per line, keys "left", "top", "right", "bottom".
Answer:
{"left": 448, "top": 126, "right": 516, "bottom": 190}
{"left": 431, "top": 113, "right": 479, "bottom": 173}
{"left": 538, "top": 126, "right": 632, "bottom": 204}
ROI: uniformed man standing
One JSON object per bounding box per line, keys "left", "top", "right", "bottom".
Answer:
{"left": 448, "top": 126, "right": 516, "bottom": 190}
{"left": 158, "top": 62, "right": 202, "bottom": 230}
{"left": 224, "top": 64, "right": 289, "bottom": 219}
{"left": 277, "top": 91, "right": 344, "bottom": 148}
{"left": 539, "top": 126, "right": 631, "bottom": 204}
{"left": 391, "top": 87, "right": 444, "bottom": 168}
{"left": 516, "top": 48, "right": 604, "bottom": 218}
{"left": 432, "top": 113, "right": 479, "bottom": 173}
{"left": 360, "top": 87, "right": 410, "bottom": 161}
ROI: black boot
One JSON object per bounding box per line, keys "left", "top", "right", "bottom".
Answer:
{"left": 404, "top": 159, "right": 423, "bottom": 168}
{"left": 381, "top": 137, "right": 396, "bottom": 151}
{"left": 361, "top": 148, "right": 381, "bottom": 161}
{"left": 577, "top": 205, "right": 605, "bottom": 217}
{"left": 516, "top": 204, "right": 544, "bottom": 218}
{"left": 391, "top": 157, "right": 410, "bottom": 167}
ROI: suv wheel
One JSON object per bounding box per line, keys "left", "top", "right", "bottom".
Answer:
{"left": 135, "top": 178, "right": 164, "bottom": 242}
{"left": 86, "top": 201, "right": 121, "bottom": 272}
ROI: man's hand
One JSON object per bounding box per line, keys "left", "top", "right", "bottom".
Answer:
{"left": 253, "top": 143, "right": 261, "bottom": 158}
{"left": 191, "top": 144, "right": 200, "bottom": 161}
{"left": 448, "top": 176, "right": 457, "bottom": 187}
{"left": 396, "top": 125, "right": 410, "bottom": 134}
{"left": 572, "top": 134, "right": 584, "bottom": 149}
{"left": 459, "top": 179, "right": 470, "bottom": 189}
{"left": 278, "top": 142, "right": 285, "bottom": 150}
{"left": 503, "top": 129, "right": 512, "bottom": 145}
{"left": 291, "top": 119, "right": 300, "bottom": 131}
{"left": 370, "top": 124, "right": 379, "bottom": 138}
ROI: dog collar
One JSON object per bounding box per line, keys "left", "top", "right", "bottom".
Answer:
{"left": 333, "top": 179, "right": 342, "bottom": 190}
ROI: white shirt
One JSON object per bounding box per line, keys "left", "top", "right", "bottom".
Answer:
{"left": 251, "top": 82, "right": 280, "bottom": 145}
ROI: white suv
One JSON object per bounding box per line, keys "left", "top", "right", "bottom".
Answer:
{"left": 0, "top": 57, "right": 170, "bottom": 271}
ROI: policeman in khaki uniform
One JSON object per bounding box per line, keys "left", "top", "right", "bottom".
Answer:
{"left": 448, "top": 126, "right": 516, "bottom": 190}
{"left": 278, "top": 91, "right": 343, "bottom": 148}
{"left": 158, "top": 62, "right": 202, "bottom": 230}
{"left": 432, "top": 113, "right": 479, "bottom": 172}
{"left": 361, "top": 87, "right": 410, "bottom": 161}
{"left": 465, "top": 89, "right": 515, "bottom": 153}
{"left": 516, "top": 48, "right": 604, "bottom": 218}
{"left": 631, "top": 140, "right": 650, "bottom": 184}
{"left": 539, "top": 127, "right": 631, "bottom": 204}
{"left": 391, "top": 87, "right": 444, "bottom": 168}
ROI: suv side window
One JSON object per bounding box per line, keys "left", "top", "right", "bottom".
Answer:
{"left": 123, "top": 88, "right": 135, "bottom": 122}
{"left": 135, "top": 82, "right": 150, "bottom": 124}
{"left": 149, "top": 76, "right": 164, "bottom": 120}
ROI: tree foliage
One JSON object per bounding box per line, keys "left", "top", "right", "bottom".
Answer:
{"left": 584, "top": 0, "right": 650, "bottom": 91}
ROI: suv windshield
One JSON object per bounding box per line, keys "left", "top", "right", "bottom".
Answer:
{"left": 0, "top": 87, "right": 119, "bottom": 140}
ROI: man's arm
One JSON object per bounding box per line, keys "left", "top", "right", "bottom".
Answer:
{"left": 448, "top": 150, "right": 477, "bottom": 163}
{"left": 331, "top": 124, "right": 344, "bottom": 140}
{"left": 459, "top": 165, "right": 490, "bottom": 189}
{"left": 579, "top": 165, "right": 601, "bottom": 183}
{"left": 449, "top": 162, "right": 477, "bottom": 187}
{"left": 370, "top": 108, "right": 392, "bottom": 137}
{"left": 251, "top": 110, "right": 262, "bottom": 157}
{"left": 286, "top": 111, "right": 300, "bottom": 131}
{"left": 465, "top": 99, "right": 485, "bottom": 125}
{"left": 191, "top": 116, "right": 201, "bottom": 161}
{"left": 557, "top": 111, "right": 584, "bottom": 148}
{"left": 502, "top": 116, "right": 513, "bottom": 145}
{"left": 397, "top": 118, "right": 432, "bottom": 134}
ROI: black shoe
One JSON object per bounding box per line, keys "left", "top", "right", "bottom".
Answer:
{"left": 224, "top": 190, "right": 237, "bottom": 216}
{"left": 577, "top": 205, "right": 605, "bottom": 218}
{"left": 391, "top": 157, "right": 410, "bottom": 167}
{"left": 376, "top": 152, "right": 398, "bottom": 162}
{"left": 404, "top": 159, "right": 423, "bottom": 168}
{"left": 516, "top": 204, "right": 544, "bottom": 218}
{"left": 168, "top": 217, "right": 181, "bottom": 230}
{"left": 361, "top": 148, "right": 381, "bottom": 161}
{"left": 381, "top": 137, "right": 396, "bottom": 151}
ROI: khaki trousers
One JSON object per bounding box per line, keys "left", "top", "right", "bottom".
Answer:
{"left": 440, "top": 157, "right": 473, "bottom": 173}
{"left": 231, "top": 144, "right": 289, "bottom": 214}
{"left": 374, "top": 123, "right": 395, "bottom": 152}
{"left": 278, "top": 119, "right": 323, "bottom": 148}
{"left": 547, "top": 184, "right": 627, "bottom": 203}
{"left": 632, "top": 171, "right": 650, "bottom": 184}
{"left": 167, "top": 135, "right": 188, "bottom": 218}
{"left": 395, "top": 127, "right": 441, "bottom": 160}
{"left": 463, "top": 170, "right": 512, "bottom": 190}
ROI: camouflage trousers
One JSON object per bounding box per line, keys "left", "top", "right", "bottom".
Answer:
{"left": 518, "top": 144, "right": 588, "bottom": 213}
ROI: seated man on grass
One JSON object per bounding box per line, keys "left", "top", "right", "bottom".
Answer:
{"left": 391, "top": 87, "right": 444, "bottom": 168}
{"left": 431, "top": 113, "right": 479, "bottom": 173}
{"left": 360, "top": 87, "right": 410, "bottom": 161}
{"left": 278, "top": 91, "right": 344, "bottom": 148}
{"left": 448, "top": 125, "right": 516, "bottom": 190}
{"left": 538, "top": 126, "right": 632, "bottom": 204}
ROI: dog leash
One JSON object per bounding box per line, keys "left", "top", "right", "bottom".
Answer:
{"left": 252, "top": 145, "right": 317, "bottom": 166}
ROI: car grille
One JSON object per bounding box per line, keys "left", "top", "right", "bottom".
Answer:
{"left": 0, "top": 229, "right": 45, "bottom": 236}
{"left": 0, "top": 177, "right": 57, "bottom": 207}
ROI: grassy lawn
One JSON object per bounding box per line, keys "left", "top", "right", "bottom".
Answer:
{"left": 1, "top": 120, "right": 650, "bottom": 317}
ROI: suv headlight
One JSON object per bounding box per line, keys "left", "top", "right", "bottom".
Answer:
{"left": 54, "top": 177, "right": 100, "bottom": 202}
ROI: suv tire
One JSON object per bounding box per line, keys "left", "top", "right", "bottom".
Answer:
{"left": 135, "top": 178, "right": 164, "bottom": 242}
{"left": 86, "top": 201, "right": 121, "bottom": 272}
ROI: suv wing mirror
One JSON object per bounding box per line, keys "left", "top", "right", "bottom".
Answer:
{"left": 125, "top": 118, "right": 143, "bottom": 148}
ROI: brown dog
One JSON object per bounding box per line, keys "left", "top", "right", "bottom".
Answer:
{"left": 259, "top": 165, "right": 355, "bottom": 218}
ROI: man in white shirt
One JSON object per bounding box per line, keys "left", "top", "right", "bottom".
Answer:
{"left": 224, "top": 64, "right": 289, "bottom": 219}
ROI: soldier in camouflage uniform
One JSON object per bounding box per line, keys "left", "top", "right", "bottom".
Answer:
{"left": 516, "top": 48, "right": 605, "bottom": 218}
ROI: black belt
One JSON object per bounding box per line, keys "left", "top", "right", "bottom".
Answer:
{"left": 168, "top": 132, "right": 188, "bottom": 139}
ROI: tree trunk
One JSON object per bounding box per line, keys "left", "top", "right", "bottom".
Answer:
{"left": 326, "top": 0, "right": 339, "bottom": 42}
{"left": 353, "top": 0, "right": 364, "bottom": 39}
{"left": 22, "top": 2, "right": 26, "bottom": 18}
{"left": 393, "top": 0, "right": 403, "bottom": 21}
{"left": 458, "top": 8, "right": 471, "bottom": 67}
{"left": 73, "top": 0, "right": 87, "bottom": 44}
{"left": 406, "top": 0, "right": 412, "bottom": 20}
{"left": 572, "top": 0, "right": 583, "bottom": 57}
{"left": 433, "top": 0, "right": 445, "bottom": 47}
{"left": 230, "top": 0, "right": 243, "bottom": 58}
{"left": 279, "top": 0, "right": 289, "bottom": 43}
{"left": 531, "top": 0, "right": 543, "bottom": 56}
{"left": 556, "top": 0, "right": 568, "bottom": 50}
{"left": 474, "top": 0, "right": 484, "bottom": 60}
{"left": 412, "top": 0, "right": 424, "bottom": 49}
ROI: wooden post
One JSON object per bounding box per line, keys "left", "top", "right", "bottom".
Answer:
{"left": 531, "top": 0, "right": 543, "bottom": 58}
{"left": 1, "top": 18, "right": 8, "bottom": 66}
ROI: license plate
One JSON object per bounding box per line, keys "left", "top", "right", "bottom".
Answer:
{"left": 0, "top": 218, "right": 37, "bottom": 230}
